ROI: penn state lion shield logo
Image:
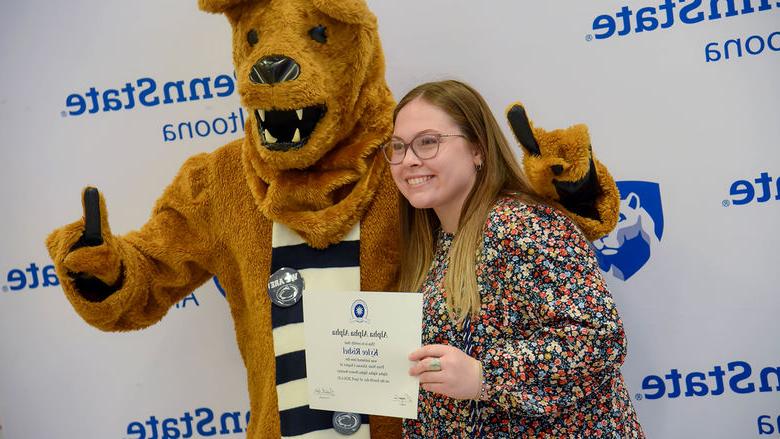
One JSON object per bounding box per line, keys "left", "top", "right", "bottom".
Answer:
{"left": 592, "top": 181, "right": 664, "bottom": 281}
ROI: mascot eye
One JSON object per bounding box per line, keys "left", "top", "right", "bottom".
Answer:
{"left": 308, "top": 25, "right": 327, "bottom": 44}
{"left": 247, "top": 29, "right": 259, "bottom": 46}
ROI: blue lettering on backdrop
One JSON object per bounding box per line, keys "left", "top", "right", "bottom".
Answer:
{"left": 590, "top": 0, "right": 779, "bottom": 40}
{"left": 640, "top": 360, "right": 780, "bottom": 399}
{"left": 62, "top": 72, "right": 246, "bottom": 143}
{"left": 726, "top": 172, "right": 780, "bottom": 206}
{"left": 64, "top": 73, "right": 237, "bottom": 116}
{"left": 591, "top": 181, "right": 664, "bottom": 281}
{"left": 213, "top": 276, "right": 227, "bottom": 298}
{"left": 3, "top": 262, "right": 202, "bottom": 311}
{"left": 162, "top": 108, "right": 247, "bottom": 143}
{"left": 587, "top": 1, "right": 780, "bottom": 64}
{"left": 758, "top": 414, "right": 780, "bottom": 435}
{"left": 175, "top": 293, "right": 201, "bottom": 309}
{"left": 2, "top": 263, "right": 59, "bottom": 292}
{"left": 706, "top": 30, "right": 780, "bottom": 62}
{"left": 126, "top": 407, "right": 250, "bottom": 439}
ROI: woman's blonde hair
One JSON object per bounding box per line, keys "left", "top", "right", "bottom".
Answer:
{"left": 394, "top": 80, "right": 539, "bottom": 324}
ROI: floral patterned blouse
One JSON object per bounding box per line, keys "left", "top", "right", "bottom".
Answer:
{"left": 402, "top": 197, "right": 645, "bottom": 438}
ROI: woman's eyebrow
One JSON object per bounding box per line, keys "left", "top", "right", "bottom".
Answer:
{"left": 392, "top": 129, "right": 441, "bottom": 141}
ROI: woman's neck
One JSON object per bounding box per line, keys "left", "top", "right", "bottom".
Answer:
{"left": 434, "top": 206, "right": 460, "bottom": 234}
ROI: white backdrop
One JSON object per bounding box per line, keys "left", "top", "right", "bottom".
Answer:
{"left": 1, "top": 1, "right": 778, "bottom": 438}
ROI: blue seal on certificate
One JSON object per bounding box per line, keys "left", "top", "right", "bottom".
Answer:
{"left": 332, "top": 411, "right": 361, "bottom": 435}
{"left": 350, "top": 299, "right": 368, "bottom": 322}
{"left": 267, "top": 267, "right": 304, "bottom": 307}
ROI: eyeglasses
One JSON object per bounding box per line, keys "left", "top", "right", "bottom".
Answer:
{"left": 381, "top": 133, "right": 466, "bottom": 164}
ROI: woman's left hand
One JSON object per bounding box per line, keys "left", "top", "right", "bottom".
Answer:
{"left": 408, "top": 344, "right": 482, "bottom": 400}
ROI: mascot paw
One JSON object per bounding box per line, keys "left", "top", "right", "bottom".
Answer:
{"left": 63, "top": 244, "right": 122, "bottom": 286}
{"left": 506, "top": 102, "right": 619, "bottom": 240}
{"left": 506, "top": 103, "right": 592, "bottom": 199}
{"left": 47, "top": 187, "right": 123, "bottom": 301}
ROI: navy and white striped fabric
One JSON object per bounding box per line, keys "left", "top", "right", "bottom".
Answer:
{"left": 271, "top": 223, "right": 371, "bottom": 438}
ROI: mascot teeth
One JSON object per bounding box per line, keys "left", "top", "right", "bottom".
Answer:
{"left": 254, "top": 105, "right": 326, "bottom": 151}
{"left": 264, "top": 129, "right": 278, "bottom": 144}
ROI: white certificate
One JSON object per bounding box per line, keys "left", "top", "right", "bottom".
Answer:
{"left": 303, "top": 290, "right": 423, "bottom": 419}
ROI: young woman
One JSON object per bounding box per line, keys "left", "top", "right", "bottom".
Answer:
{"left": 383, "top": 80, "right": 644, "bottom": 437}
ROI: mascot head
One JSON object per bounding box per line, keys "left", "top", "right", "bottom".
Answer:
{"left": 199, "top": 0, "right": 394, "bottom": 170}
{"left": 199, "top": 0, "right": 396, "bottom": 247}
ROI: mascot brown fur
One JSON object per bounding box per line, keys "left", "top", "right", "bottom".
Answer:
{"left": 45, "top": 0, "right": 619, "bottom": 437}
{"left": 506, "top": 103, "right": 619, "bottom": 240}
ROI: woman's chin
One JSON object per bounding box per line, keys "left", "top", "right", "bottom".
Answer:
{"left": 406, "top": 197, "right": 434, "bottom": 210}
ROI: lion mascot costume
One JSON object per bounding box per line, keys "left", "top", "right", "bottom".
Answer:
{"left": 45, "top": 0, "right": 618, "bottom": 437}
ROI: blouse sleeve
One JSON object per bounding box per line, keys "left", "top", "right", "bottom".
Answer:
{"left": 478, "top": 201, "right": 627, "bottom": 416}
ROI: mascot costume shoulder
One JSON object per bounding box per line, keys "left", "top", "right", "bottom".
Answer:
{"left": 46, "top": 0, "right": 619, "bottom": 437}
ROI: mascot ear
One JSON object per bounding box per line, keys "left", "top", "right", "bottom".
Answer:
{"left": 312, "top": 0, "right": 376, "bottom": 26}
{"left": 198, "top": 0, "right": 249, "bottom": 14}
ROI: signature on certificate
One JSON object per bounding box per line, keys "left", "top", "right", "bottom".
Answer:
{"left": 314, "top": 387, "right": 336, "bottom": 399}
{"left": 393, "top": 392, "right": 413, "bottom": 406}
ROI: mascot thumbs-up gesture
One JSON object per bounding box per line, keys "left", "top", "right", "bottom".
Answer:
{"left": 506, "top": 103, "right": 619, "bottom": 240}
{"left": 46, "top": 1, "right": 619, "bottom": 438}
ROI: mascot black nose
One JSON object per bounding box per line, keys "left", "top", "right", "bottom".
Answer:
{"left": 249, "top": 55, "right": 301, "bottom": 84}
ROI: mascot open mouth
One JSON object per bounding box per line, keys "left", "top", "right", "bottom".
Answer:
{"left": 254, "top": 105, "right": 326, "bottom": 151}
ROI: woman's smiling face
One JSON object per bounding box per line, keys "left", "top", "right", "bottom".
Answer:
{"left": 390, "top": 97, "right": 481, "bottom": 232}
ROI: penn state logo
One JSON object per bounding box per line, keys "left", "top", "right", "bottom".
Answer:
{"left": 351, "top": 299, "right": 368, "bottom": 323}
{"left": 592, "top": 181, "right": 664, "bottom": 281}
{"left": 267, "top": 267, "right": 304, "bottom": 307}
{"left": 216, "top": 270, "right": 306, "bottom": 306}
{"left": 332, "top": 412, "right": 361, "bottom": 435}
